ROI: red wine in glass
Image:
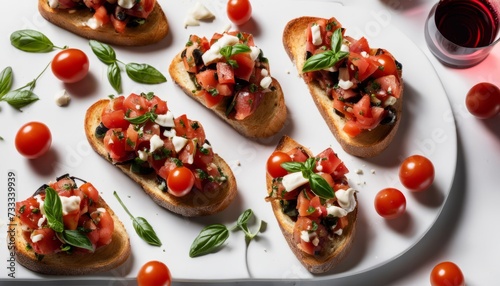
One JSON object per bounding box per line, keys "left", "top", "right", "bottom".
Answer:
{"left": 435, "top": 0, "right": 499, "bottom": 48}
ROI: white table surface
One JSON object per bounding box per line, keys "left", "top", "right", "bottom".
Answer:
{"left": 2, "top": 1, "right": 499, "bottom": 285}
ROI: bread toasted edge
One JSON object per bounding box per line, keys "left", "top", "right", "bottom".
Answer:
{"left": 283, "top": 17, "right": 403, "bottom": 158}
{"left": 38, "top": 0, "right": 169, "bottom": 46}
{"left": 12, "top": 196, "right": 131, "bottom": 275}
{"left": 168, "top": 51, "right": 288, "bottom": 138}
{"left": 84, "top": 99, "right": 238, "bottom": 217}
{"left": 266, "top": 135, "right": 358, "bottom": 274}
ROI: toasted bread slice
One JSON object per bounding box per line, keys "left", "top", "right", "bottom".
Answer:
{"left": 84, "top": 99, "right": 238, "bottom": 217}
{"left": 266, "top": 135, "right": 358, "bottom": 273}
{"left": 38, "top": 0, "right": 168, "bottom": 46}
{"left": 283, "top": 17, "right": 403, "bottom": 158}
{"left": 12, "top": 196, "right": 131, "bottom": 275}
{"left": 168, "top": 46, "right": 287, "bottom": 139}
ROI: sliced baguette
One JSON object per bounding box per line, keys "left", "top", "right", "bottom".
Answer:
{"left": 13, "top": 196, "right": 131, "bottom": 275}
{"left": 283, "top": 17, "right": 403, "bottom": 158}
{"left": 266, "top": 135, "right": 358, "bottom": 273}
{"left": 84, "top": 99, "right": 238, "bottom": 217}
{"left": 38, "top": 0, "right": 169, "bottom": 46}
{"left": 168, "top": 48, "right": 287, "bottom": 139}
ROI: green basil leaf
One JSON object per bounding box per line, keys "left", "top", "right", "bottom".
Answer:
{"left": 10, "top": 30, "right": 54, "bottom": 53}
{"left": 331, "top": 28, "right": 343, "bottom": 53}
{"left": 280, "top": 161, "right": 305, "bottom": 173}
{"left": 220, "top": 46, "right": 232, "bottom": 59}
{"left": 125, "top": 63, "right": 167, "bottom": 84}
{"left": 58, "top": 230, "right": 94, "bottom": 251}
{"left": 302, "top": 50, "right": 337, "bottom": 73}
{"left": 107, "top": 62, "right": 121, "bottom": 93}
{"left": 230, "top": 44, "right": 251, "bottom": 56}
{"left": 125, "top": 111, "right": 158, "bottom": 124}
{"left": 133, "top": 217, "right": 162, "bottom": 246}
{"left": 89, "top": 40, "right": 116, "bottom": 65}
{"left": 0, "top": 66, "right": 13, "bottom": 98}
{"left": 1, "top": 90, "right": 39, "bottom": 111}
{"left": 43, "top": 187, "right": 64, "bottom": 233}
{"left": 336, "top": 51, "right": 349, "bottom": 61}
{"left": 304, "top": 158, "right": 316, "bottom": 171}
{"left": 189, "top": 224, "right": 229, "bottom": 258}
{"left": 237, "top": 209, "right": 253, "bottom": 228}
{"left": 309, "top": 173, "right": 335, "bottom": 199}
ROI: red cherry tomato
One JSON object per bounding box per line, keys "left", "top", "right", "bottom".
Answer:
{"left": 399, "top": 155, "right": 435, "bottom": 192}
{"left": 465, "top": 82, "right": 500, "bottom": 119}
{"left": 137, "top": 260, "right": 172, "bottom": 286}
{"left": 430, "top": 261, "right": 465, "bottom": 286}
{"left": 374, "top": 188, "right": 406, "bottom": 219}
{"left": 15, "top": 121, "right": 52, "bottom": 159}
{"left": 51, "top": 48, "right": 89, "bottom": 83}
{"left": 167, "top": 166, "right": 195, "bottom": 197}
{"left": 266, "top": 151, "right": 292, "bottom": 178}
{"left": 227, "top": 0, "right": 252, "bottom": 25}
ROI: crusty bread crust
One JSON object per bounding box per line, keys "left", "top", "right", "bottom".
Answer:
{"left": 168, "top": 51, "right": 287, "bottom": 138}
{"left": 13, "top": 197, "right": 131, "bottom": 275}
{"left": 283, "top": 17, "right": 403, "bottom": 158}
{"left": 84, "top": 99, "right": 238, "bottom": 217}
{"left": 266, "top": 135, "right": 357, "bottom": 274}
{"left": 38, "top": 0, "right": 169, "bottom": 46}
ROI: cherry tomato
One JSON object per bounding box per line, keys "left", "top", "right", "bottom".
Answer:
{"left": 137, "top": 260, "right": 172, "bottom": 286}
{"left": 430, "top": 261, "right": 465, "bottom": 286}
{"left": 15, "top": 121, "right": 52, "bottom": 159}
{"left": 465, "top": 82, "right": 500, "bottom": 119}
{"left": 266, "top": 151, "right": 292, "bottom": 178}
{"left": 167, "top": 166, "right": 195, "bottom": 197}
{"left": 227, "top": 0, "right": 252, "bottom": 25}
{"left": 399, "top": 155, "right": 435, "bottom": 192}
{"left": 374, "top": 188, "right": 406, "bottom": 219}
{"left": 51, "top": 48, "right": 89, "bottom": 83}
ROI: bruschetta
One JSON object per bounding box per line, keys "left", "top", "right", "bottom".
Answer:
{"left": 84, "top": 92, "right": 237, "bottom": 217}
{"left": 38, "top": 0, "right": 168, "bottom": 46}
{"left": 12, "top": 174, "right": 130, "bottom": 275}
{"left": 265, "top": 135, "right": 357, "bottom": 273}
{"left": 283, "top": 17, "right": 404, "bottom": 158}
{"left": 169, "top": 31, "right": 287, "bottom": 138}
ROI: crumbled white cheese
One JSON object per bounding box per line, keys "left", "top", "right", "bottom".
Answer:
{"left": 118, "top": 0, "right": 136, "bottom": 9}
{"left": 84, "top": 17, "right": 103, "bottom": 30}
{"left": 360, "top": 51, "right": 369, "bottom": 58}
{"left": 334, "top": 228, "right": 343, "bottom": 236}
{"left": 249, "top": 46, "right": 261, "bottom": 62}
{"left": 338, "top": 79, "right": 354, "bottom": 90}
{"left": 335, "top": 188, "right": 357, "bottom": 213}
{"left": 383, "top": 96, "right": 397, "bottom": 106}
{"left": 326, "top": 205, "right": 348, "bottom": 217}
{"left": 184, "top": 15, "right": 200, "bottom": 28}
{"left": 281, "top": 172, "right": 309, "bottom": 191}
{"left": 311, "top": 24, "right": 322, "bottom": 46}
{"left": 54, "top": 89, "right": 71, "bottom": 107}
{"left": 341, "top": 44, "right": 350, "bottom": 53}
{"left": 155, "top": 111, "right": 175, "bottom": 127}
{"left": 300, "top": 230, "right": 310, "bottom": 242}
{"left": 261, "top": 69, "right": 269, "bottom": 77}
{"left": 260, "top": 76, "right": 272, "bottom": 89}
{"left": 60, "top": 196, "right": 81, "bottom": 216}
{"left": 48, "top": 0, "right": 59, "bottom": 9}
{"left": 97, "top": 207, "right": 106, "bottom": 213}
{"left": 138, "top": 149, "right": 149, "bottom": 161}
{"left": 190, "top": 2, "right": 215, "bottom": 20}
{"left": 149, "top": 134, "right": 164, "bottom": 153}
{"left": 37, "top": 216, "right": 46, "bottom": 228}
{"left": 31, "top": 233, "right": 44, "bottom": 243}
{"left": 172, "top": 136, "right": 188, "bottom": 153}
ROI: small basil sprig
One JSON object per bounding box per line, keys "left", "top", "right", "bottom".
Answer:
{"left": 125, "top": 110, "right": 158, "bottom": 125}
{"left": 0, "top": 64, "right": 47, "bottom": 111}
{"left": 0, "top": 67, "right": 13, "bottom": 98}
{"left": 89, "top": 40, "right": 167, "bottom": 93}
{"left": 281, "top": 158, "right": 335, "bottom": 199}
{"left": 113, "top": 191, "right": 162, "bottom": 246}
{"left": 219, "top": 43, "right": 251, "bottom": 68}
{"left": 43, "top": 187, "right": 94, "bottom": 251}
{"left": 189, "top": 209, "right": 264, "bottom": 258}
{"left": 302, "top": 28, "right": 349, "bottom": 73}
{"left": 10, "top": 29, "right": 66, "bottom": 53}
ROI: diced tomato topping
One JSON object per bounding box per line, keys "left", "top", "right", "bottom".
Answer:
{"left": 16, "top": 197, "right": 43, "bottom": 230}
{"left": 315, "top": 148, "right": 342, "bottom": 175}
{"left": 93, "top": 5, "right": 110, "bottom": 26}
{"left": 30, "top": 228, "right": 63, "bottom": 255}
{"left": 232, "top": 53, "right": 255, "bottom": 82}
{"left": 233, "top": 89, "right": 263, "bottom": 120}
{"left": 124, "top": 0, "right": 156, "bottom": 19}
{"left": 217, "top": 62, "right": 235, "bottom": 84}
{"left": 349, "top": 37, "right": 370, "bottom": 54}
{"left": 110, "top": 14, "right": 127, "bottom": 34}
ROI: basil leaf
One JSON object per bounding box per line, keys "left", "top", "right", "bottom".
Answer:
{"left": 237, "top": 209, "right": 253, "bottom": 228}
{"left": 10, "top": 30, "right": 54, "bottom": 53}
{"left": 230, "top": 44, "right": 251, "bottom": 56}
{"left": 58, "top": 230, "right": 94, "bottom": 251}
{"left": 0, "top": 66, "right": 13, "bottom": 98}
{"left": 133, "top": 217, "right": 162, "bottom": 246}
{"left": 43, "top": 187, "right": 64, "bottom": 233}
{"left": 220, "top": 46, "right": 232, "bottom": 59}
{"left": 309, "top": 173, "right": 335, "bottom": 199}
{"left": 281, "top": 161, "right": 305, "bottom": 173}
{"left": 107, "top": 62, "right": 121, "bottom": 93}
{"left": 304, "top": 158, "right": 316, "bottom": 172}
{"left": 89, "top": 40, "right": 116, "bottom": 65}
{"left": 189, "top": 224, "right": 229, "bottom": 258}
{"left": 331, "top": 28, "right": 343, "bottom": 53}
{"left": 302, "top": 50, "right": 337, "bottom": 73}
{"left": 125, "top": 63, "right": 167, "bottom": 84}
{"left": 113, "top": 191, "right": 162, "bottom": 247}
{"left": 125, "top": 111, "right": 158, "bottom": 124}
{"left": 1, "top": 90, "right": 39, "bottom": 111}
